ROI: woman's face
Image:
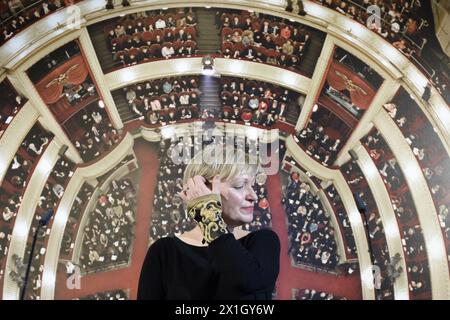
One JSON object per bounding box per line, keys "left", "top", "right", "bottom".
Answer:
{"left": 219, "top": 173, "right": 257, "bottom": 228}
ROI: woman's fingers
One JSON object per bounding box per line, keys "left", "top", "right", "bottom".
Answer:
{"left": 182, "top": 175, "right": 221, "bottom": 202}
{"left": 193, "top": 175, "right": 210, "bottom": 193}
{"left": 212, "top": 175, "right": 221, "bottom": 195}
{"left": 178, "top": 190, "right": 187, "bottom": 202}
{"left": 184, "top": 176, "right": 208, "bottom": 199}
{"left": 187, "top": 178, "right": 196, "bottom": 195}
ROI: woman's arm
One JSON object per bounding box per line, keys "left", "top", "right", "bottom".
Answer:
{"left": 209, "top": 229, "right": 280, "bottom": 295}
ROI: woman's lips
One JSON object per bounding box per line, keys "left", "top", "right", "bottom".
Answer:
{"left": 241, "top": 206, "right": 254, "bottom": 213}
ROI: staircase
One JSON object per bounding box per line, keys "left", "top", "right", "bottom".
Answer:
{"left": 284, "top": 96, "right": 302, "bottom": 126}
{"left": 87, "top": 21, "right": 116, "bottom": 72}
{"left": 111, "top": 90, "right": 140, "bottom": 123}
{"left": 199, "top": 75, "right": 222, "bottom": 118}
{"left": 300, "top": 31, "right": 327, "bottom": 78}
{"left": 195, "top": 8, "right": 222, "bottom": 55}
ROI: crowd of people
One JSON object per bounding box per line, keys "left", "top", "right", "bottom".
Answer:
{"left": 312, "top": 0, "right": 449, "bottom": 104}
{"left": 0, "top": 124, "right": 53, "bottom": 259}
{"left": 384, "top": 94, "right": 450, "bottom": 256}
{"left": 341, "top": 160, "right": 395, "bottom": 299}
{"left": 293, "top": 288, "right": 346, "bottom": 300}
{"left": 105, "top": 8, "right": 198, "bottom": 69}
{"left": 70, "top": 103, "right": 122, "bottom": 162}
{"left": 150, "top": 138, "right": 196, "bottom": 244}
{"left": 78, "top": 289, "right": 128, "bottom": 300}
{"left": 282, "top": 172, "right": 340, "bottom": 271}
{"left": 362, "top": 128, "right": 431, "bottom": 296}
{"left": 0, "top": 125, "right": 51, "bottom": 280}
{"left": 0, "top": 80, "right": 26, "bottom": 138}
{"left": 242, "top": 176, "right": 272, "bottom": 232}
{"left": 295, "top": 118, "right": 341, "bottom": 167}
{"left": 0, "top": 0, "right": 80, "bottom": 44}
{"left": 325, "top": 185, "right": 358, "bottom": 257}
{"left": 60, "top": 183, "right": 93, "bottom": 258}
{"left": 79, "top": 177, "right": 137, "bottom": 273}
{"left": 315, "top": 0, "right": 427, "bottom": 57}
{"left": 218, "top": 10, "right": 311, "bottom": 73}
{"left": 120, "top": 74, "right": 302, "bottom": 129}
{"left": 121, "top": 76, "right": 201, "bottom": 125}
{"left": 219, "top": 77, "right": 297, "bottom": 127}
{"left": 61, "top": 77, "right": 96, "bottom": 106}
{"left": 0, "top": 184, "right": 22, "bottom": 281}
{"left": 21, "top": 155, "right": 75, "bottom": 300}
{"left": 61, "top": 155, "right": 134, "bottom": 262}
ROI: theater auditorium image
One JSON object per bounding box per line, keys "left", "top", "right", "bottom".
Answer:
{"left": 0, "top": 0, "right": 449, "bottom": 301}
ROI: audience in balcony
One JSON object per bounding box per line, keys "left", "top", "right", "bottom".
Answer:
{"left": 150, "top": 138, "right": 196, "bottom": 244}
{"left": 78, "top": 289, "right": 128, "bottom": 300}
{"left": 242, "top": 170, "right": 272, "bottom": 232}
{"left": 408, "top": 261, "right": 429, "bottom": 294}
{"left": 121, "top": 76, "right": 201, "bottom": 124}
{"left": 0, "top": 0, "right": 82, "bottom": 45}
{"left": 0, "top": 81, "right": 26, "bottom": 138}
{"left": 0, "top": 188, "right": 21, "bottom": 223}
{"left": 21, "top": 125, "right": 53, "bottom": 158}
{"left": 362, "top": 128, "right": 432, "bottom": 296}
{"left": 61, "top": 183, "right": 94, "bottom": 257}
{"left": 80, "top": 177, "right": 136, "bottom": 273}
{"left": 295, "top": 118, "right": 341, "bottom": 167}
{"left": 326, "top": 186, "right": 358, "bottom": 258}
{"left": 362, "top": 129, "right": 423, "bottom": 225}
{"left": 283, "top": 173, "right": 339, "bottom": 271}
{"left": 0, "top": 187, "right": 16, "bottom": 269}
{"left": 5, "top": 155, "right": 31, "bottom": 190}
{"left": 22, "top": 157, "right": 74, "bottom": 299}
{"left": 312, "top": 0, "right": 449, "bottom": 103}
{"left": 63, "top": 78, "right": 96, "bottom": 106}
{"left": 71, "top": 104, "right": 121, "bottom": 162}
{"left": 341, "top": 160, "right": 396, "bottom": 299}
{"left": 293, "top": 288, "right": 345, "bottom": 300}
{"left": 218, "top": 10, "right": 310, "bottom": 73}
{"left": 105, "top": 8, "right": 199, "bottom": 70}
{"left": 383, "top": 99, "right": 450, "bottom": 237}
{"left": 1, "top": 126, "right": 53, "bottom": 213}
{"left": 314, "top": 0, "right": 427, "bottom": 57}
{"left": 219, "top": 77, "right": 298, "bottom": 127}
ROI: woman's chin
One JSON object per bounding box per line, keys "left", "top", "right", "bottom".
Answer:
{"left": 240, "top": 213, "right": 254, "bottom": 224}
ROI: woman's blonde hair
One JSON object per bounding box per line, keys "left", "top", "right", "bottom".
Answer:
{"left": 182, "top": 142, "right": 262, "bottom": 186}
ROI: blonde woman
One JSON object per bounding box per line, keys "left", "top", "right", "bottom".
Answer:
{"left": 138, "top": 144, "right": 280, "bottom": 299}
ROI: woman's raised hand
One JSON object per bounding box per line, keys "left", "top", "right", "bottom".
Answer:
{"left": 179, "top": 175, "right": 221, "bottom": 203}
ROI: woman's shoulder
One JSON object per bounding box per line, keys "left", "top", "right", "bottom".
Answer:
{"left": 148, "top": 236, "right": 178, "bottom": 252}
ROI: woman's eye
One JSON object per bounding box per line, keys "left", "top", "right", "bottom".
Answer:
{"left": 234, "top": 185, "right": 244, "bottom": 189}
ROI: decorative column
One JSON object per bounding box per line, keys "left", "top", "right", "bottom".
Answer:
{"left": 296, "top": 34, "right": 334, "bottom": 130}
{"left": 78, "top": 28, "right": 124, "bottom": 130}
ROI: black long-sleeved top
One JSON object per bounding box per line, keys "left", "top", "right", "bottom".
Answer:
{"left": 137, "top": 229, "right": 280, "bottom": 300}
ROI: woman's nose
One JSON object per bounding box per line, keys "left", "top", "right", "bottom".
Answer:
{"left": 246, "top": 187, "right": 257, "bottom": 201}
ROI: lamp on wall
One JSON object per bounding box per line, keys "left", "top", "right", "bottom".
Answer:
{"left": 58, "top": 145, "right": 69, "bottom": 157}
{"left": 201, "top": 55, "right": 215, "bottom": 76}
{"left": 349, "top": 149, "right": 359, "bottom": 161}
